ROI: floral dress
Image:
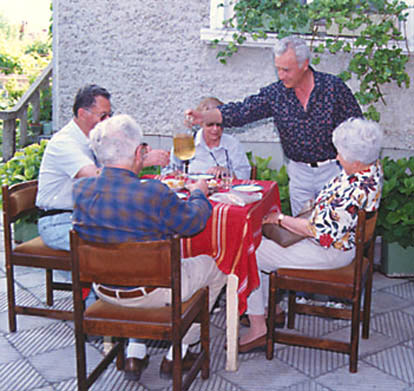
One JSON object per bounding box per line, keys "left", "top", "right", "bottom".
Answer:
{"left": 309, "top": 160, "right": 383, "bottom": 251}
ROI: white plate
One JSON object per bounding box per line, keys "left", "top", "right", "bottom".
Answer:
{"left": 232, "top": 184, "right": 263, "bottom": 192}
{"left": 188, "top": 173, "right": 214, "bottom": 180}
{"left": 176, "top": 192, "right": 187, "bottom": 199}
{"left": 162, "top": 178, "right": 185, "bottom": 190}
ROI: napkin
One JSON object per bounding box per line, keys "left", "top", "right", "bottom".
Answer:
{"left": 209, "top": 190, "right": 263, "bottom": 206}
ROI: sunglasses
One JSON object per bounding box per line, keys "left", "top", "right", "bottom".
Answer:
{"left": 84, "top": 108, "right": 114, "bottom": 121}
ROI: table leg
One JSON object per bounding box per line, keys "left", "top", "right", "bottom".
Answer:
{"left": 225, "top": 273, "right": 239, "bottom": 371}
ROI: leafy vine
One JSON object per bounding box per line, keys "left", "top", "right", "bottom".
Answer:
{"left": 214, "top": 0, "right": 411, "bottom": 121}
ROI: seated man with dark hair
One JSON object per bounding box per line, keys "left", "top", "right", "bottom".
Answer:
{"left": 72, "top": 114, "right": 226, "bottom": 381}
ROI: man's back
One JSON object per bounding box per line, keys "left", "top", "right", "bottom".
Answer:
{"left": 72, "top": 167, "right": 212, "bottom": 243}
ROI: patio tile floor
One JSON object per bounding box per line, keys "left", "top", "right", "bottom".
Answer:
{"left": 1, "top": 242, "right": 414, "bottom": 391}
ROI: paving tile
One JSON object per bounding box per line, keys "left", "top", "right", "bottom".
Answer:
{"left": 28, "top": 344, "right": 103, "bottom": 383}
{"left": 8, "top": 321, "right": 75, "bottom": 357}
{"left": 0, "top": 311, "right": 60, "bottom": 333}
{"left": 0, "top": 334, "right": 22, "bottom": 364}
{"left": 283, "top": 380, "right": 334, "bottom": 391}
{"left": 371, "top": 310, "right": 414, "bottom": 342}
{"left": 372, "top": 272, "right": 408, "bottom": 291}
{"left": 220, "top": 353, "right": 308, "bottom": 390}
{"left": 381, "top": 280, "right": 414, "bottom": 302}
{"left": 370, "top": 290, "right": 409, "bottom": 314}
{"left": 364, "top": 345, "right": 414, "bottom": 384}
{"left": 0, "top": 359, "right": 47, "bottom": 391}
{"left": 317, "top": 361, "right": 407, "bottom": 391}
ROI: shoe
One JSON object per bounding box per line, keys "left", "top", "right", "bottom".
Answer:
{"left": 124, "top": 356, "right": 149, "bottom": 381}
{"left": 240, "top": 311, "right": 286, "bottom": 328}
{"left": 326, "top": 300, "right": 346, "bottom": 309}
{"left": 159, "top": 350, "right": 199, "bottom": 379}
{"left": 238, "top": 335, "right": 266, "bottom": 354}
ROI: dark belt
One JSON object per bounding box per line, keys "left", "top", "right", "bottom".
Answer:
{"left": 39, "top": 209, "right": 73, "bottom": 218}
{"left": 308, "top": 159, "right": 336, "bottom": 168}
{"left": 96, "top": 285, "right": 157, "bottom": 299}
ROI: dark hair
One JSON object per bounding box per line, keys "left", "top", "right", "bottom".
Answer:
{"left": 72, "top": 84, "right": 111, "bottom": 117}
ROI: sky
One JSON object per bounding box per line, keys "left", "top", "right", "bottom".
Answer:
{"left": 0, "top": 0, "right": 51, "bottom": 34}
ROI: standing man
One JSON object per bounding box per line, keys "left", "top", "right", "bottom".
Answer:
{"left": 185, "top": 36, "right": 363, "bottom": 216}
{"left": 36, "top": 84, "right": 169, "bottom": 252}
{"left": 72, "top": 114, "right": 226, "bottom": 381}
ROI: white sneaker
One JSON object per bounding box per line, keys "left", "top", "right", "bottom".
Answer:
{"left": 325, "top": 301, "right": 345, "bottom": 309}
{"left": 296, "top": 297, "right": 312, "bottom": 305}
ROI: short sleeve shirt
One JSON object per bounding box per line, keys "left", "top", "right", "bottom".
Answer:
{"left": 309, "top": 160, "right": 383, "bottom": 251}
{"left": 36, "top": 119, "right": 95, "bottom": 210}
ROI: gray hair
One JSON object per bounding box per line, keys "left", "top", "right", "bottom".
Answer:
{"left": 332, "top": 118, "right": 383, "bottom": 165}
{"left": 274, "top": 36, "right": 311, "bottom": 67}
{"left": 89, "top": 114, "right": 143, "bottom": 166}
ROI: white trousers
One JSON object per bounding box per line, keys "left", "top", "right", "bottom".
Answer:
{"left": 246, "top": 237, "right": 355, "bottom": 315}
{"left": 95, "top": 254, "right": 227, "bottom": 344}
{"left": 288, "top": 160, "right": 341, "bottom": 216}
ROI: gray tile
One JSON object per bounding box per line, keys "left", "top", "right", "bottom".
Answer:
{"left": 9, "top": 321, "right": 75, "bottom": 357}
{"left": 28, "top": 344, "right": 103, "bottom": 383}
{"left": 0, "top": 311, "right": 60, "bottom": 333}
{"left": 317, "top": 361, "right": 407, "bottom": 391}
{"left": 381, "top": 280, "right": 414, "bottom": 302}
{"left": 370, "top": 290, "right": 409, "bottom": 314}
{"left": 371, "top": 310, "right": 414, "bottom": 342}
{"left": 0, "top": 334, "right": 22, "bottom": 364}
{"left": 283, "top": 380, "right": 334, "bottom": 391}
{"left": 0, "top": 360, "right": 47, "bottom": 391}
{"left": 364, "top": 345, "right": 414, "bottom": 384}
{"left": 372, "top": 272, "right": 408, "bottom": 291}
{"left": 221, "top": 353, "right": 308, "bottom": 390}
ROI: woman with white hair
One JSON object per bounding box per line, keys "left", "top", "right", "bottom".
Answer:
{"left": 239, "top": 117, "right": 384, "bottom": 353}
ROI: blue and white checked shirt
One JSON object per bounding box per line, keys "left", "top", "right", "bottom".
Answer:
{"left": 72, "top": 167, "right": 212, "bottom": 243}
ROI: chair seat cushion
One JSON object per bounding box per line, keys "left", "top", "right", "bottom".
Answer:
{"left": 14, "top": 236, "right": 70, "bottom": 258}
{"left": 277, "top": 257, "right": 369, "bottom": 286}
{"left": 84, "top": 288, "right": 205, "bottom": 324}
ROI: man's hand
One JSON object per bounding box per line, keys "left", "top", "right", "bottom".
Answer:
{"left": 263, "top": 212, "right": 282, "bottom": 225}
{"left": 187, "top": 179, "right": 209, "bottom": 196}
{"left": 143, "top": 149, "right": 170, "bottom": 167}
{"left": 184, "top": 109, "right": 204, "bottom": 127}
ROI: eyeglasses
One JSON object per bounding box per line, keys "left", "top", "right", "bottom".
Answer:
{"left": 206, "top": 123, "right": 223, "bottom": 128}
{"left": 84, "top": 108, "right": 114, "bottom": 121}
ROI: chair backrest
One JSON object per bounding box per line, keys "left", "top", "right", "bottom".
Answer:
{"left": 70, "top": 230, "right": 181, "bottom": 289}
{"left": 2, "top": 180, "right": 38, "bottom": 224}
{"left": 353, "top": 209, "right": 378, "bottom": 287}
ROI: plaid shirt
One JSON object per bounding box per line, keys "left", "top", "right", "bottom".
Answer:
{"left": 72, "top": 167, "right": 212, "bottom": 243}
{"left": 219, "top": 68, "right": 362, "bottom": 163}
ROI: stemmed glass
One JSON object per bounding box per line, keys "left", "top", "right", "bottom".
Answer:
{"left": 173, "top": 127, "right": 195, "bottom": 174}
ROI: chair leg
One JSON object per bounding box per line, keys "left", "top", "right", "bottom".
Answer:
{"left": 349, "top": 298, "right": 362, "bottom": 373}
{"left": 115, "top": 339, "right": 125, "bottom": 370}
{"left": 46, "top": 269, "right": 54, "bottom": 306}
{"left": 75, "top": 331, "right": 88, "bottom": 391}
{"left": 172, "top": 341, "right": 183, "bottom": 391}
{"left": 362, "top": 275, "right": 373, "bottom": 339}
{"left": 287, "top": 292, "right": 296, "bottom": 329}
{"left": 266, "top": 273, "right": 277, "bottom": 360}
{"left": 6, "top": 264, "right": 17, "bottom": 332}
{"left": 201, "top": 292, "right": 210, "bottom": 379}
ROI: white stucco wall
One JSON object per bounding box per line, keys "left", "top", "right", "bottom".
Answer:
{"left": 53, "top": 0, "right": 414, "bottom": 161}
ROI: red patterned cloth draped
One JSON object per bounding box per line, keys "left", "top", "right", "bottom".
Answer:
{"left": 182, "top": 180, "right": 280, "bottom": 314}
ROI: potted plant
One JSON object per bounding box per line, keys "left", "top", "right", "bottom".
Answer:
{"left": 0, "top": 140, "right": 48, "bottom": 242}
{"left": 376, "top": 156, "right": 414, "bottom": 277}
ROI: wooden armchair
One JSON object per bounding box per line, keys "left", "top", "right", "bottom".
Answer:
{"left": 2, "top": 180, "right": 72, "bottom": 332}
{"left": 266, "top": 209, "right": 378, "bottom": 373}
{"left": 70, "top": 231, "right": 210, "bottom": 391}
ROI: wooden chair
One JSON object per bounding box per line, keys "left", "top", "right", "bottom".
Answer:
{"left": 2, "top": 180, "right": 72, "bottom": 332}
{"left": 266, "top": 209, "right": 378, "bottom": 373}
{"left": 70, "top": 230, "right": 210, "bottom": 391}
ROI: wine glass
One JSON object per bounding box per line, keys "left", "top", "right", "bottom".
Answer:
{"left": 173, "top": 127, "right": 195, "bottom": 174}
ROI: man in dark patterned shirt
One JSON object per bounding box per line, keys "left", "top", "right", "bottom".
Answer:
{"left": 185, "top": 35, "right": 363, "bottom": 216}
{"left": 72, "top": 114, "right": 226, "bottom": 381}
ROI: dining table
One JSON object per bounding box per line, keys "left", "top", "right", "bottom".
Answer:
{"left": 179, "top": 177, "right": 281, "bottom": 371}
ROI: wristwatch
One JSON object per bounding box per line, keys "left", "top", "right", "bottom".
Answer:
{"left": 277, "top": 213, "right": 285, "bottom": 226}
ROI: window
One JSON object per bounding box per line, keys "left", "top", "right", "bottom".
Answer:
{"left": 201, "top": 0, "right": 414, "bottom": 52}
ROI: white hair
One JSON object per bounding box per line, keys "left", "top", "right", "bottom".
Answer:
{"left": 274, "top": 36, "right": 311, "bottom": 67}
{"left": 332, "top": 118, "right": 383, "bottom": 165}
{"left": 89, "top": 114, "right": 143, "bottom": 166}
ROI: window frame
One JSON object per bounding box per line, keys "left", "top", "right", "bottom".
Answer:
{"left": 201, "top": 0, "right": 414, "bottom": 52}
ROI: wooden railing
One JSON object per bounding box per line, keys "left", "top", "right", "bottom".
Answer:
{"left": 0, "top": 62, "right": 52, "bottom": 161}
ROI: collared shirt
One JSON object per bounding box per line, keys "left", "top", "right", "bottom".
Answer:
{"left": 309, "top": 160, "right": 383, "bottom": 251}
{"left": 163, "top": 130, "right": 251, "bottom": 179}
{"left": 219, "top": 68, "right": 363, "bottom": 163}
{"left": 36, "top": 119, "right": 95, "bottom": 210}
{"left": 72, "top": 167, "right": 212, "bottom": 243}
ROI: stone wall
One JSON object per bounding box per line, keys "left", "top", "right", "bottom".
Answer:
{"left": 53, "top": 0, "right": 414, "bottom": 159}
